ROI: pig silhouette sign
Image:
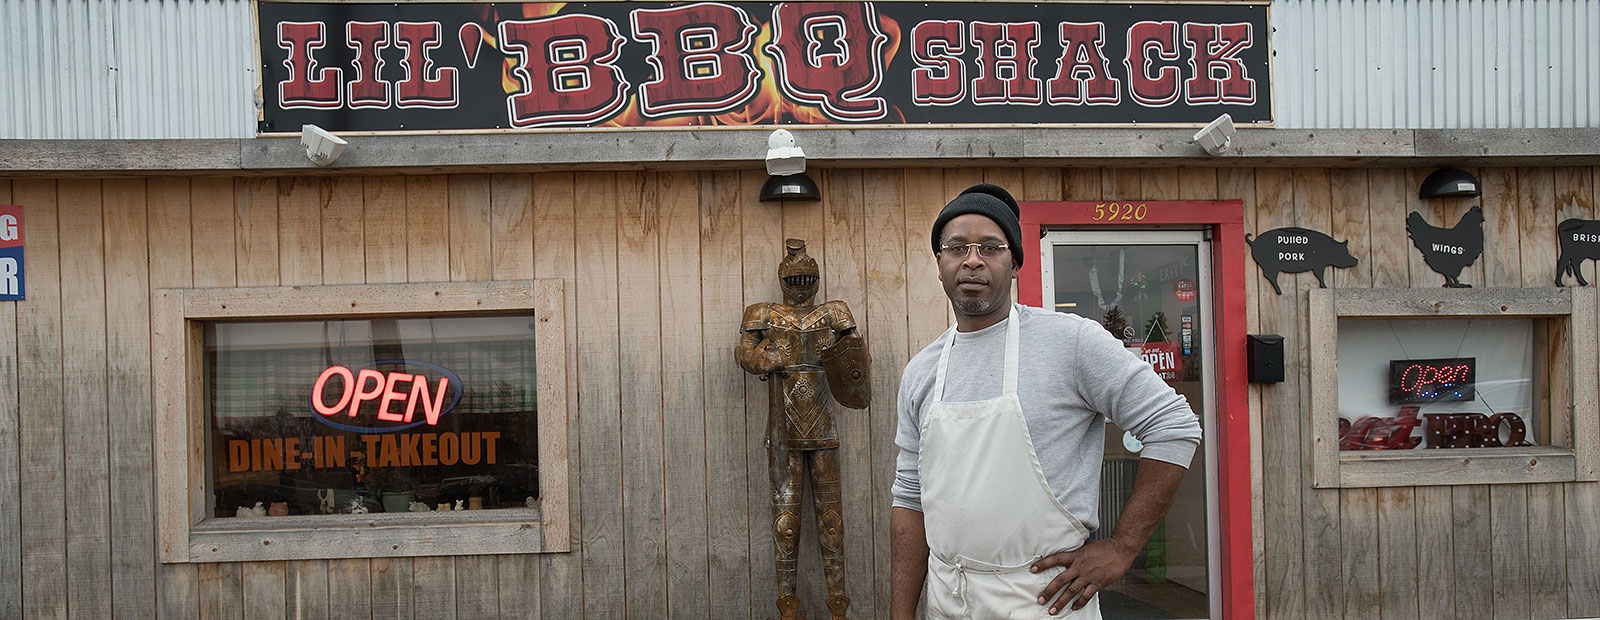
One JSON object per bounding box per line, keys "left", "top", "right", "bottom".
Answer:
{"left": 1556, "top": 218, "right": 1600, "bottom": 286}
{"left": 1246, "top": 227, "right": 1358, "bottom": 295}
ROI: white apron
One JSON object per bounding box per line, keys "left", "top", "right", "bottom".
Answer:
{"left": 919, "top": 307, "right": 1100, "bottom": 620}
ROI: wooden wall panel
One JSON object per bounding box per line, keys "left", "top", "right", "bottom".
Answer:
{"left": 862, "top": 168, "right": 909, "bottom": 620}
{"left": 902, "top": 168, "right": 947, "bottom": 357}
{"left": 277, "top": 178, "right": 322, "bottom": 288}
{"left": 698, "top": 170, "right": 752, "bottom": 620}
{"left": 1567, "top": 166, "right": 1600, "bottom": 619}
{"left": 234, "top": 179, "right": 279, "bottom": 288}
{"left": 59, "top": 181, "right": 114, "bottom": 620}
{"left": 364, "top": 176, "right": 407, "bottom": 285}
{"left": 1292, "top": 169, "right": 1343, "bottom": 620}
{"left": 190, "top": 178, "right": 237, "bottom": 289}
{"left": 154, "top": 178, "right": 201, "bottom": 619}
{"left": 241, "top": 564, "right": 286, "bottom": 620}
{"left": 104, "top": 178, "right": 157, "bottom": 619}
{"left": 286, "top": 561, "right": 329, "bottom": 620}
{"left": 15, "top": 180, "right": 66, "bottom": 620}
{"left": 825, "top": 169, "right": 876, "bottom": 617}
{"left": 4, "top": 164, "right": 1598, "bottom": 620}
{"left": 576, "top": 171, "right": 625, "bottom": 620}
{"left": 618, "top": 171, "right": 668, "bottom": 620}
{"left": 531, "top": 172, "right": 581, "bottom": 620}
{"left": 740, "top": 168, "right": 784, "bottom": 620}
{"left": 56, "top": 183, "right": 112, "bottom": 617}
{"left": 1254, "top": 167, "right": 1305, "bottom": 620}
{"left": 1518, "top": 167, "right": 1569, "bottom": 620}
{"left": 405, "top": 176, "right": 449, "bottom": 283}
{"left": 322, "top": 176, "right": 366, "bottom": 286}
{"left": 657, "top": 170, "right": 710, "bottom": 620}
{"left": 0, "top": 180, "right": 18, "bottom": 620}
{"left": 447, "top": 174, "right": 493, "bottom": 283}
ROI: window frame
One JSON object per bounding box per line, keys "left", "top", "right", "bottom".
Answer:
{"left": 154, "top": 280, "right": 570, "bottom": 563}
{"left": 1308, "top": 287, "right": 1598, "bottom": 488}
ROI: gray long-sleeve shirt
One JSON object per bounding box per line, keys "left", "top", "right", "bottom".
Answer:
{"left": 892, "top": 304, "right": 1202, "bottom": 531}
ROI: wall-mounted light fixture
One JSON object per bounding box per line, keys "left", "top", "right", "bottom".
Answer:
{"left": 1418, "top": 167, "right": 1482, "bottom": 199}
{"left": 301, "top": 124, "right": 347, "bottom": 166}
{"left": 1192, "top": 113, "right": 1236, "bottom": 156}
{"left": 759, "top": 128, "right": 820, "bottom": 202}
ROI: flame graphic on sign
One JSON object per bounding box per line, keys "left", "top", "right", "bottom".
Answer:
{"left": 485, "top": 5, "right": 903, "bottom": 127}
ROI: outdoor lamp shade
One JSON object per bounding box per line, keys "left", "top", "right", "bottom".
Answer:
{"left": 760, "top": 173, "right": 820, "bottom": 202}
{"left": 1419, "top": 168, "right": 1482, "bottom": 199}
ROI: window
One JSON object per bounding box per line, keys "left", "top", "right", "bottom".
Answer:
{"left": 155, "top": 281, "right": 570, "bottom": 562}
{"left": 1308, "top": 287, "right": 1598, "bottom": 488}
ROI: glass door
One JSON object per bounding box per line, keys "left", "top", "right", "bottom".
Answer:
{"left": 1040, "top": 229, "right": 1219, "bottom": 620}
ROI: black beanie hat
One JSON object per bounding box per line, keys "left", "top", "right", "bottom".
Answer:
{"left": 931, "top": 183, "right": 1023, "bottom": 267}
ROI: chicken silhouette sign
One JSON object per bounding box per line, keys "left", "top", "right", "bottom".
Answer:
{"left": 1246, "top": 227, "right": 1359, "bottom": 295}
{"left": 1407, "top": 206, "right": 1484, "bottom": 288}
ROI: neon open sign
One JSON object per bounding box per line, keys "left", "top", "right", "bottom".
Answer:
{"left": 1388, "top": 357, "right": 1475, "bottom": 404}
{"left": 309, "top": 360, "right": 462, "bottom": 433}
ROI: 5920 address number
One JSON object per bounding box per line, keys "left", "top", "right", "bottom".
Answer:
{"left": 1093, "top": 203, "right": 1148, "bottom": 221}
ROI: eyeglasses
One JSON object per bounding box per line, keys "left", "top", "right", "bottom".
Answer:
{"left": 938, "top": 242, "right": 1009, "bottom": 260}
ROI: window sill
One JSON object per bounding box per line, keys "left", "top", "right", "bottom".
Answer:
{"left": 187, "top": 506, "right": 550, "bottom": 563}
{"left": 1332, "top": 447, "right": 1576, "bottom": 488}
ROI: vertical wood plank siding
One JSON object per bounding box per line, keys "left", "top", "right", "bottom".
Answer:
{"left": 0, "top": 167, "right": 1595, "bottom": 619}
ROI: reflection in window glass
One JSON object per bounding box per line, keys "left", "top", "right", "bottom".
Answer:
{"left": 1336, "top": 318, "right": 1542, "bottom": 451}
{"left": 1051, "top": 241, "right": 1209, "bottom": 619}
{"left": 206, "top": 315, "right": 538, "bottom": 518}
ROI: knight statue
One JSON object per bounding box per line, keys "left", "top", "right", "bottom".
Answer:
{"left": 735, "top": 239, "right": 871, "bottom": 620}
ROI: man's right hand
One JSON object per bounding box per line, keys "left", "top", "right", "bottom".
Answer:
{"left": 890, "top": 506, "right": 929, "bottom": 620}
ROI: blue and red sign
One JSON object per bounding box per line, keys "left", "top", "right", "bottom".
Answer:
{"left": 310, "top": 360, "right": 463, "bottom": 433}
{"left": 0, "top": 206, "right": 22, "bottom": 301}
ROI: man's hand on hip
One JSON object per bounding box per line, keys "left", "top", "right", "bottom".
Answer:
{"left": 1029, "top": 458, "right": 1189, "bottom": 615}
{"left": 1029, "top": 536, "right": 1140, "bottom": 614}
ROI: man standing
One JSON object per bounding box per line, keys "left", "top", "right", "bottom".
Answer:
{"left": 890, "top": 184, "right": 1202, "bottom": 619}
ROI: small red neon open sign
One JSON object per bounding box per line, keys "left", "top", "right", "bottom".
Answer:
{"left": 309, "top": 360, "right": 461, "bottom": 433}
{"left": 1388, "top": 357, "right": 1475, "bottom": 404}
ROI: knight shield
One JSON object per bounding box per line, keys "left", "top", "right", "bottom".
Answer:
{"left": 820, "top": 334, "right": 871, "bottom": 409}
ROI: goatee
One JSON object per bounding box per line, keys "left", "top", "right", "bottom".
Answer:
{"left": 953, "top": 297, "right": 998, "bottom": 316}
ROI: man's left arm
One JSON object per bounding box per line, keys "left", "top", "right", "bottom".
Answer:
{"left": 1029, "top": 458, "right": 1186, "bottom": 614}
{"left": 1030, "top": 318, "right": 1201, "bottom": 614}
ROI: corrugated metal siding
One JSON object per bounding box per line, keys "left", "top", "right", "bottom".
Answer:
{"left": 0, "top": 0, "right": 256, "bottom": 139}
{"left": 1273, "top": 0, "right": 1600, "bottom": 128}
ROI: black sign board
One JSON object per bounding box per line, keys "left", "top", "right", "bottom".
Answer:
{"left": 1388, "top": 357, "right": 1475, "bottom": 405}
{"left": 1244, "top": 227, "right": 1358, "bottom": 295}
{"left": 1406, "top": 206, "right": 1484, "bottom": 288}
{"left": 257, "top": 1, "right": 1272, "bottom": 133}
{"left": 1557, "top": 218, "right": 1600, "bottom": 286}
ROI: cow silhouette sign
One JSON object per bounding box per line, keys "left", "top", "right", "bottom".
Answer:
{"left": 1407, "top": 206, "right": 1484, "bottom": 288}
{"left": 1557, "top": 218, "right": 1600, "bottom": 286}
{"left": 1246, "top": 227, "right": 1358, "bottom": 295}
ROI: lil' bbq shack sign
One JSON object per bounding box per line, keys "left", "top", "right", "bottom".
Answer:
{"left": 258, "top": 1, "right": 1271, "bottom": 133}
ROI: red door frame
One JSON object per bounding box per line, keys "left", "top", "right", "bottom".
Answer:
{"left": 1018, "top": 200, "right": 1253, "bottom": 620}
